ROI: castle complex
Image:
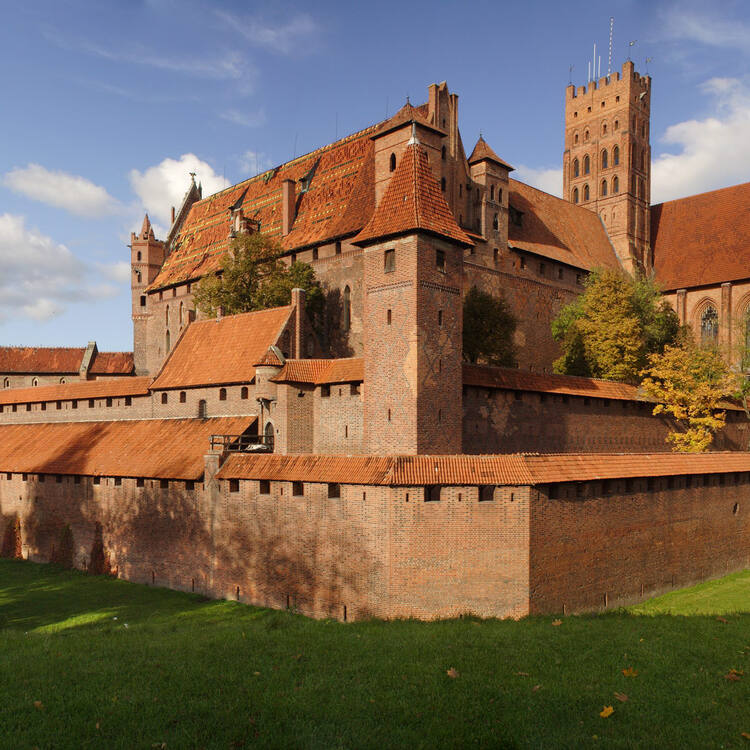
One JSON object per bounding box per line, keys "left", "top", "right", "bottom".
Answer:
{"left": 0, "top": 63, "right": 748, "bottom": 620}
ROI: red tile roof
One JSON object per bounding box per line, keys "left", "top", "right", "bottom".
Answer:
{"left": 272, "top": 357, "right": 364, "bottom": 385}
{"left": 254, "top": 347, "right": 284, "bottom": 367}
{"left": 0, "top": 376, "right": 151, "bottom": 406}
{"left": 218, "top": 451, "right": 750, "bottom": 486}
{"left": 508, "top": 179, "right": 620, "bottom": 271}
{"left": 354, "top": 142, "right": 473, "bottom": 247}
{"left": 468, "top": 136, "right": 514, "bottom": 170}
{"left": 0, "top": 417, "right": 254, "bottom": 480}
{"left": 0, "top": 347, "right": 84, "bottom": 374}
{"left": 652, "top": 182, "right": 750, "bottom": 290}
{"left": 150, "top": 124, "right": 380, "bottom": 290}
{"left": 89, "top": 351, "right": 134, "bottom": 375}
{"left": 373, "top": 102, "right": 446, "bottom": 138}
{"left": 150, "top": 306, "right": 293, "bottom": 389}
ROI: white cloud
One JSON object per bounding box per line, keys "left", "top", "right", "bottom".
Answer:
{"left": 3, "top": 164, "right": 121, "bottom": 218}
{"left": 513, "top": 165, "right": 562, "bottom": 197}
{"left": 128, "top": 154, "right": 231, "bottom": 228}
{"left": 0, "top": 214, "right": 118, "bottom": 322}
{"left": 239, "top": 150, "right": 274, "bottom": 176}
{"left": 660, "top": 5, "right": 750, "bottom": 50}
{"left": 651, "top": 77, "right": 750, "bottom": 203}
{"left": 220, "top": 109, "right": 266, "bottom": 128}
{"left": 216, "top": 11, "right": 319, "bottom": 54}
{"left": 98, "top": 261, "right": 131, "bottom": 284}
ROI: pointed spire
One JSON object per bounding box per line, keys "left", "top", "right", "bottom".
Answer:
{"left": 140, "top": 213, "right": 152, "bottom": 238}
{"left": 468, "top": 136, "right": 514, "bottom": 170}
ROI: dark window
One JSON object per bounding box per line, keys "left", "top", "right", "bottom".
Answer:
{"left": 5, "top": 473, "right": 10, "bottom": 480}
{"left": 342, "top": 285, "right": 351, "bottom": 332}
{"left": 350, "top": 383, "right": 360, "bottom": 396}
{"left": 601, "top": 149, "right": 608, "bottom": 169}
{"left": 312, "top": 248, "right": 318, "bottom": 261}
{"left": 56, "top": 475, "right": 62, "bottom": 484}
{"left": 89, "top": 399, "right": 95, "bottom": 408}
{"left": 106, "top": 398, "right": 112, "bottom": 407}
{"left": 384, "top": 249, "right": 395, "bottom": 273}
{"left": 700, "top": 306, "right": 719, "bottom": 345}
{"left": 125, "top": 396, "right": 132, "bottom": 406}
{"left": 74, "top": 475, "right": 81, "bottom": 485}
{"left": 161, "top": 392, "right": 168, "bottom": 404}
{"left": 240, "top": 387, "right": 248, "bottom": 400}
{"left": 387, "top": 309, "right": 392, "bottom": 325}
{"left": 136, "top": 478, "right": 145, "bottom": 488}
{"left": 335, "top": 241, "right": 342, "bottom": 255}
{"left": 25, "top": 404, "right": 30, "bottom": 412}
{"left": 441, "top": 177, "right": 446, "bottom": 192}
{"left": 38, "top": 474, "right": 45, "bottom": 483}
{"left": 229, "top": 479, "right": 240, "bottom": 493}
{"left": 160, "top": 479, "right": 168, "bottom": 489}
{"left": 140, "top": 295, "right": 146, "bottom": 307}
{"left": 441, "top": 145, "right": 446, "bottom": 160}
{"left": 321, "top": 385, "right": 331, "bottom": 398}
{"left": 583, "top": 184, "right": 590, "bottom": 201}
{"left": 539, "top": 262, "right": 545, "bottom": 276}
{"left": 259, "top": 479, "right": 270, "bottom": 494}
{"left": 93, "top": 476, "right": 100, "bottom": 485}
{"left": 490, "top": 184, "right": 495, "bottom": 200}
{"left": 12, "top": 404, "right": 18, "bottom": 413}
{"left": 328, "top": 483, "right": 341, "bottom": 498}
{"left": 185, "top": 480, "right": 195, "bottom": 491}
{"left": 573, "top": 187, "right": 579, "bottom": 203}
{"left": 601, "top": 179, "right": 607, "bottom": 197}
{"left": 219, "top": 388, "right": 227, "bottom": 401}
{"left": 56, "top": 401, "right": 62, "bottom": 410}
{"left": 114, "top": 477, "right": 122, "bottom": 487}
{"left": 613, "top": 145, "right": 620, "bottom": 165}
{"left": 613, "top": 176, "right": 619, "bottom": 194}
{"left": 438, "top": 309, "right": 443, "bottom": 328}
{"left": 436, "top": 249, "right": 446, "bottom": 272}
{"left": 479, "top": 485, "right": 495, "bottom": 502}
{"left": 293, "top": 481, "right": 304, "bottom": 496}
{"left": 22, "top": 473, "right": 27, "bottom": 482}
{"left": 425, "top": 485, "right": 442, "bottom": 502}
{"left": 389, "top": 153, "right": 396, "bottom": 172}
{"left": 179, "top": 391, "right": 186, "bottom": 403}
{"left": 583, "top": 154, "right": 590, "bottom": 174}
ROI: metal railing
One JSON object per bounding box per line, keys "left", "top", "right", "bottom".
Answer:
{"left": 210, "top": 433, "right": 274, "bottom": 453}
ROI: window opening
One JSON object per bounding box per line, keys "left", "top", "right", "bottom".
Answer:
{"left": 384, "top": 249, "right": 395, "bottom": 273}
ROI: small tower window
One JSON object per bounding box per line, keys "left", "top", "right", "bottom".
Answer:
{"left": 384, "top": 249, "right": 395, "bottom": 273}
{"left": 342, "top": 285, "right": 351, "bottom": 332}
{"left": 614, "top": 119, "right": 619, "bottom": 131}
{"left": 441, "top": 177, "right": 446, "bottom": 192}
{"left": 583, "top": 184, "right": 590, "bottom": 201}
{"left": 179, "top": 302, "right": 183, "bottom": 326}
{"left": 601, "top": 179, "right": 608, "bottom": 197}
{"left": 574, "top": 133, "right": 579, "bottom": 145}
{"left": 613, "top": 176, "right": 619, "bottom": 193}
{"left": 165, "top": 305, "right": 169, "bottom": 326}
{"left": 602, "top": 122, "right": 607, "bottom": 135}
{"left": 490, "top": 185, "right": 495, "bottom": 201}
{"left": 135, "top": 270, "right": 141, "bottom": 283}
{"left": 198, "top": 399, "right": 207, "bottom": 418}
{"left": 492, "top": 213, "right": 499, "bottom": 230}
{"left": 438, "top": 310, "right": 443, "bottom": 328}
{"left": 140, "top": 295, "right": 146, "bottom": 307}
{"left": 441, "top": 145, "right": 446, "bottom": 160}
{"left": 601, "top": 149, "right": 608, "bottom": 169}
{"left": 436, "top": 249, "right": 445, "bottom": 272}
{"left": 389, "top": 153, "right": 396, "bottom": 172}
{"left": 387, "top": 309, "right": 392, "bottom": 325}
{"left": 613, "top": 145, "right": 619, "bottom": 166}
{"left": 584, "top": 129, "right": 590, "bottom": 142}
{"left": 573, "top": 158, "right": 579, "bottom": 178}
{"left": 583, "top": 155, "right": 590, "bottom": 174}
{"left": 137, "top": 251, "right": 142, "bottom": 261}
{"left": 573, "top": 187, "right": 579, "bottom": 203}
{"left": 165, "top": 330, "right": 171, "bottom": 352}
{"left": 3, "top": 378, "right": 8, "bottom": 388}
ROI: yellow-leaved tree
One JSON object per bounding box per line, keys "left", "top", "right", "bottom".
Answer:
{"left": 640, "top": 342, "right": 735, "bottom": 452}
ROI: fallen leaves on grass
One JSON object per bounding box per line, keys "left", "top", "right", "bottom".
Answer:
{"left": 552, "top": 619, "right": 563, "bottom": 626}
{"left": 614, "top": 692, "right": 628, "bottom": 702}
{"left": 33, "top": 700, "right": 43, "bottom": 710}
{"left": 515, "top": 672, "right": 529, "bottom": 677}
{"left": 532, "top": 684, "right": 541, "bottom": 692}
{"left": 446, "top": 668, "right": 459, "bottom": 679}
{"left": 716, "top": 617, "right": 729, "bottom": 624}
{"left": 723, "top": 669, "right": 743, "bottom": 682}
{"left": 622, "top": 667, "right": 638, "bottom": 678}
{"left": 600, "top": 706, "right": 614, "bottom": 718}
{"left": 741, "top": 732, "right": 750, "bottom": 740}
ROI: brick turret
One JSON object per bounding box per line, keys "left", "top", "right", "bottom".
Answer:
{"left": 563, "top": 61, "right": 652, "bottom": 273}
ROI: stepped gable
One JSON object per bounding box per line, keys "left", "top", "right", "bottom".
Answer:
{"left": 468, "top": 135, "right": 514, "bottom": 170}
{"left": 272, "top": 357, "right": 364, "bottom": 384}
{"left": 0, "top": 376, "right": 150, "bottom": 406}
{"left": 150, "top": 306, "right": 293, "bottom": 390}
{"left": 217, "top": 451, "right": 750, "bottom": 486}
{"left": 0, "top": 347, "right": 84, "bottom": 374}
{"left": 0, "top": 416, "right": 253, "bottom": 480}
{"left": 508, "top": 179, "right": 620, "bottom": 271}
{"left": 354, "top": 140, "right": 473, "bottom": 247}
{"left": 88, "top": 351, "right": 134, "bottom": 375}
{"left": 150, "top": 122, "right": 384, "bottom": 291}
{"left": 652, "top": 182, "right": 750, "bottom": 291}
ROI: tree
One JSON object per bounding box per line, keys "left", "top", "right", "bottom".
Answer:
{"left": 463, "top": 286, "right": 517, "bottom": 367}
{"left": 641, "top": 341, "right": 735, "bottom": 452}
{"left": 194, "top": 232, "right": 324, "bottom": 321}
{"left": 552, "top": 269, "right": 680, "bottom": 383}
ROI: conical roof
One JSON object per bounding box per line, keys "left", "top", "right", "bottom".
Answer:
{"left": 468, "top": 136, "right": 514, "bottom": 170}
{"left": 354, "top": 140, "right": 473, "bottom": 247}
{"left": 140, "top": 213, "right": 153, "bottom": 238}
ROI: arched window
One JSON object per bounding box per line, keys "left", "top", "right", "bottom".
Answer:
{"left": 613, "top": 145, "right": 619, "bottom": 166}
{"left": 614, "top": 119, "right": 619, "bottom": 131}
{"left": 583, "top": 184, "right": 590, "bottom": 201}
{"left": 219, "top": 387, "right": 227, "bottom": 401}
{"left": 389, "top": 153, "right": 396, "bottom": 172}
{"left": 342, "top": 285, "right": 351, "bottom": 332}
{"left": 165, "top": 330, "right": 171, "bottom": 352}
{"left": 584, "top": 129, "right": 590, "bottom": 142}
{"left": 264, "top": 421, "right": 274, "bottom": 451}
{"left": 179, "top": 302, "right": 183, "bottom": 326}
{"left": 574, "top": 132, "right": 579, "bottom": 145}
{"left": 602, "top": 122, "right": 607, "bottom": 135}
{"left": 573, "top": 158, "right": 579, "bottom": 178}
{"left": 601, "top": 179, "right": 608, "bottom": 197}
{"left": 700, "top": 306, "right": 719, "bottom": 346}
{"left": 165, "top": 305, "right": 169, "bottom": 326}
{"left": 241, "top": 386, "right": 248, "bottom": 399}
{"left": 490, "top": 185, "right": 495, "bottom": 201}
{"left": 492, "top": 213, "right": 499, "bottom": 230}
{"left": 573, "top": 187, "right": 579, "bottom": 203}
{"left": 59, "top": 377, "right": 66, "bottom": 385}
{"left": 601, "top": 149, "right": 608, "bottom": 169}
{"left": 613, "top": 176, "right": 619, "bottom": 193}
{"left": 32, "top": 378, "right": 38, "bottom": 387}
{"left": 198, "top": 399, "right": 207, "bottom": 418}
{"left": 583, "top": 155, "right": 590, "bottom": 174}
{"left": 3, "top": 378, "right": 8, "bottom": 389}
{"left": 441, "top": 145, "right": 446, "bottom": 160}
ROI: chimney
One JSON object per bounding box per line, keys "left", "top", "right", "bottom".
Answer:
{"left": 282, "top": 179, "right": 296, "bottom": 236}
{"left": 291, "top": 287, "right": 306, "bottom": 358}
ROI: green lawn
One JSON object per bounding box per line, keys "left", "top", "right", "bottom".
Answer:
{"left": 0, "top": 561, "right": 748, "bottom": 749}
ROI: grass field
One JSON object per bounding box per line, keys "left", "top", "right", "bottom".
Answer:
{"left": 0, "top": 560, "right": 748, "bottom": 749}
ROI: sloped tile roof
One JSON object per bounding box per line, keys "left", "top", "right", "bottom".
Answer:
{"left": 0, "top": 347, "right": 84, "bottom": 374}
{"left": 0, "top": 417, "right": 254, "bottom": 480}
{"left": 508, "top": 179, "right": 620, "bottom": 271}
{"left": 373, "top": 101, "right": 446, "bottom": 138}
{"left": 0, "top": 376, "right": 151, "bottom": 406}
{"left": 150, "top": 306, "right": 293, "bottom": 390}
{"left": 354, "top": 142, "right": 473, "bottom": 247}
{"left": 254, "top": 347, "right": 284, "bottom": 367}
{"left": 468, "top": 136, "right": 514, "bottom": 170}
{"left": 150, "top": 123, "right": 381, "bottom": 290}
{"left": 218, "top": 451, "right": 750, "bottom": 486}
{"left": 89, "top": 351, "right": 134, "bottom": 375}
{"left": 652, "top": 182, "right": 750, "bottom": 290}
{"left": 271, "top": 357, "right": 364, "bottom": 385}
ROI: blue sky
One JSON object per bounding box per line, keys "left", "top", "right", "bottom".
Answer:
{"left": 2, "top": 0, "right": 750, "bottom": 351}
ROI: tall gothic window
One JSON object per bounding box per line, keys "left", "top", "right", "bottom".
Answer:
{"left": 744, "top": 311, "right": 750, "bottom": 370}
{"left": 583, "top": 184, "right": 590, "bottom": 201}
{"left": 572, "top": 187, "right": 579, "bottom": 203}
{"left": 601, "top": 149, "right": 608, "bottom": 169}
{"left": 389, "top": 153, "right": 396, "bottom": 172}
{"left": 613, "top": 145, "right": 620, "bottom": 165}
{"left": 165, "top": 330, "right": 171, "bottom": 352}
{"left": 583, "top": 155, "right": 590, "bottom": 174}
{"left": 700, "top": 306, "right": 719, "bottom": 346}
{"left": 613, "top": 176, "right": 619, "bottom": 193}
{"left": 601, "top": 180, "right": 608, "bottom": 197}
{"left": 573, "top": 158, "right": 579, "bottom": 178}
{"left": 342, "top": 285, "right": 351, "bottom": 332}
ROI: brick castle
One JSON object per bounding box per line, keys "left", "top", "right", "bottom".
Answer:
{"left": 0, "top": 64, "right": 748, "bottom": 620}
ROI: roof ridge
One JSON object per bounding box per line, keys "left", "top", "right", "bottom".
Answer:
{"left": 651, "top": 179, "right": 750, "bottom": 208}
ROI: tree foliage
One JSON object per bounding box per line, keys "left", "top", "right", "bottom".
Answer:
{"left": 552, "top": 269, "right": 680, "bottom": 383}
{"left": 194, "top": 232, "right": 324, "bottom": 322}
{"left": 641, "top": 341, "right": 734, "bottom": 452}
{"left": 463, "top": 286, "right": 518, "bottom": 367}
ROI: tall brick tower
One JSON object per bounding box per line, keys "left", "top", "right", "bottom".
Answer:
{"left": 354, "top": 124, "right": 473, "bottom": 455}
{"left": 563, "top": 61, "right": 652, "bottom": 274}
{"left": 131, "top": 214, "right": 165, "bottom": 375}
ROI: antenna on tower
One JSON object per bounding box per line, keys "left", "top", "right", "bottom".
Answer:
{"left": 607, "top": 16, "right": 614, "bottom": 76}
{"left": 645, "top": 56, "right": 653, "bottom": 75}
{"left": 593, "top": 42, "right": 597, "bottom": 81}
{"left": 569, "top": 64, "right": 574, "bottom": 85}
{"left": 627, "top": 39, "right": 637, "bottom": 62}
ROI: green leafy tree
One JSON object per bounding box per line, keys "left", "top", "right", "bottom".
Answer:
{"left": 552, "top": 269, "right": 680, "bottom": 383}
{"left": 641, "top": 341, "right": 734, "bottom": 452}
{"left": 194, "top": 232, "right": 324, "bottom": 321}
{"left": 463, "top": 286, "right": 518, "bottom": 367}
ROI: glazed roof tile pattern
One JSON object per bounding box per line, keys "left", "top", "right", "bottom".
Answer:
{"left": 272, "top": 358, "right": 364, "bottom": 385}
{"left": 508, "top": 179, "right": 620, "bottom": 271}
{"left": 218, "top": 451, "right": 750, "bottom": 486}
{"left": 150, "top": 306, "right": 292, "bottom": 390}
{"left": 0, "top": 376, "right": 151, "bottom": 406}
{"left": 462, "top": 364, "right": 643, "bottom": 401}
{"left": 354, "top": 142, "right": 473, "bottom": 247}
{"left": 0, "top": 417, "right": 253, "bottom": 480}
{"left": 150, "top": 124, "right": 380, "bottom": 290}
{"left": 468, "top": 136, "right": 514, "bottom": 170}
{"left": 89, "top": 351, "right": 135, "bottom": 375}
{"left": 652, "top": 182, "right": 750, "bottom": 290}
